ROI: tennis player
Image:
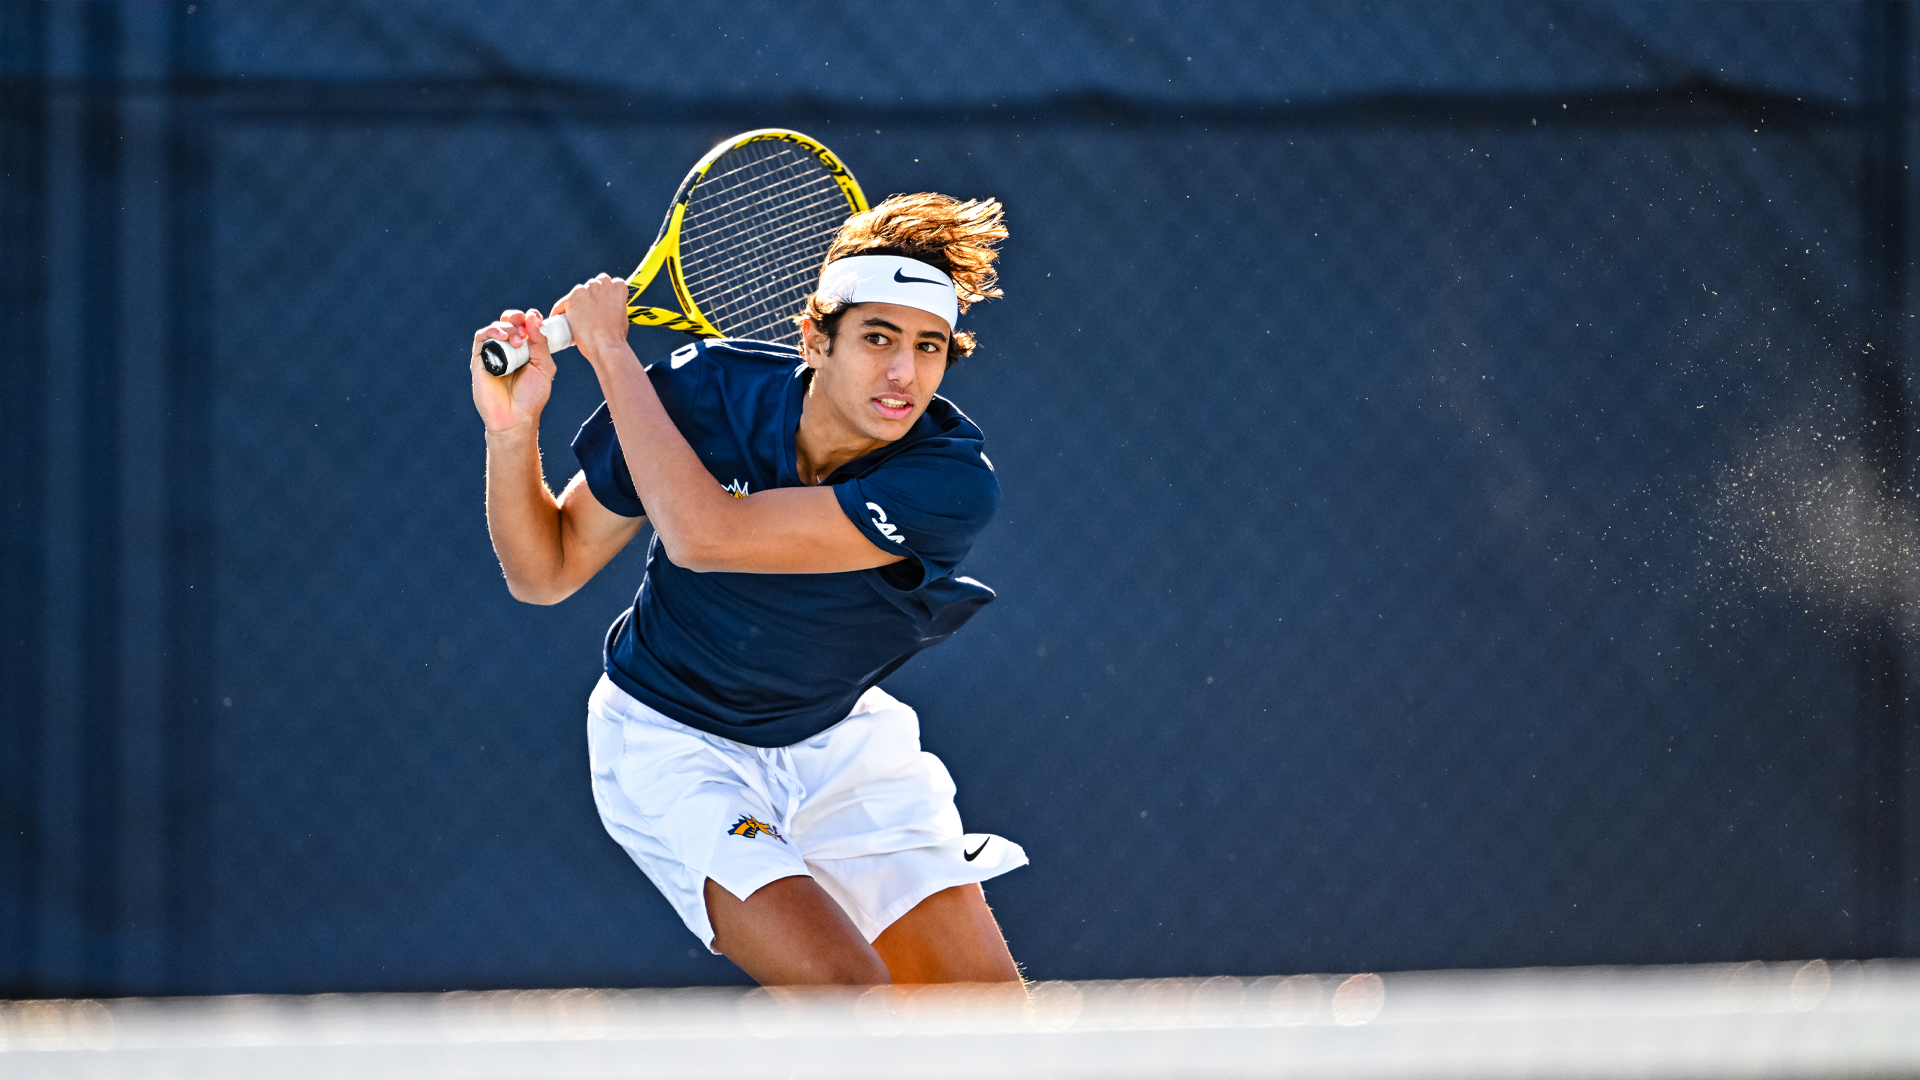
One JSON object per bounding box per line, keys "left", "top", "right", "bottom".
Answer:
{"left": 469, "top": 194, "right": 1024, "bottom": 987}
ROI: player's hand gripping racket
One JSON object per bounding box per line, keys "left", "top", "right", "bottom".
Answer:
{"left": 480, "top": 128, "right": 868, "bottom": 376}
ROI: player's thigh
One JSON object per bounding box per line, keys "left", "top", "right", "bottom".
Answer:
{"left": 589, "top": 678, "right": 813, "bottom": 947}
{"left": 703, "top": 875, "right": 890, "bottom": 987}
{"left": 870, "top": 883, "right": 1021, "bottom": 985}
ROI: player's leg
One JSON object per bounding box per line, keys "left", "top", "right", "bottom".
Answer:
{"left": 784, "top": 688, "right": 1030, "bottom": 985}
{"left": 871, "top": 882, "right": 1021, "bottom": 984}
{"left": 704, "top": 875, "right": 890, "bottom": 986}
{"left": 590, "top": 679, "right": 884, "bottom": 986}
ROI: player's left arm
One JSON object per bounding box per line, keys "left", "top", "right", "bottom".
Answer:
{"left": 560, "top": 274, "right": 903, "bottom": 575}
{"left": 660, "top": 485, "right": 901, "bottom": 574}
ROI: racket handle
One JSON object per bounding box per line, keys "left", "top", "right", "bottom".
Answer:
{"left": 478, "top": 314, "right": 575, "bottom": 377}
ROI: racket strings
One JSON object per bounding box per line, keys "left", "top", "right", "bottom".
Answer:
{"left": 687, "top": 201, "right": 851, "bottom": 325}
{"left": 683, "top": 171, "right": 844, "bottom": 327}
{"left": 681, "top": 148, "right": 825, "bottom": 244}
{"left": 688, "top": 193, "right": 842, "bottom": 302}
{"left": 678, "top": 140, "right": 856, "bottom": 345}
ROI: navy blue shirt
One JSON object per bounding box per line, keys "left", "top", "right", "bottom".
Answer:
{"left": 571, "top": 338, "right": 999, "bottom": 747}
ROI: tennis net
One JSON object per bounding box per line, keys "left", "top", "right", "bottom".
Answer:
{"left": 4, "top": 959, "right": 1917, "bottom": 1078}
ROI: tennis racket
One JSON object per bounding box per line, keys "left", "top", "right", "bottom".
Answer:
{"left": 481, "top": 128, "right": 867, "bottom": 376}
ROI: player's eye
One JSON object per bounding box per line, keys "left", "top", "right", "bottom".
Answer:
{"left": 864, "top": 332, "right": 889, "bottom": 346}
{"left": 917, "top": 341, "right": 942, "bottom": 353}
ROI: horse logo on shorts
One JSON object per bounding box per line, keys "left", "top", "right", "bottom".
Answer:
{"left": 727, "top": 814, "right": 784, "bottom": 842}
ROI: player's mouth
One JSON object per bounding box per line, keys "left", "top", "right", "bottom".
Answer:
{"left": 872, "top": 395, "right": 915, "bottom": 420}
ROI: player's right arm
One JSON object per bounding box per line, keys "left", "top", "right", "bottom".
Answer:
{"left": 472, "top": 311, "right": 646, "bottom": 605}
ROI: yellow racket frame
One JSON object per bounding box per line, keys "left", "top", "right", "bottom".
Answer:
{"left": 624, "top": 129, "right": 869, "bottom": 337}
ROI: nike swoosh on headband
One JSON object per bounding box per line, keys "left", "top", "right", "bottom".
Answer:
{"left": 819, "top": 254, "right": 960, "bottom": 328}
{"left": 893, "top": 267, "right": 948, "bottom": 287}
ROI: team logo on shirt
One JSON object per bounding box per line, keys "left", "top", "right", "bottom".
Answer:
{"left": 865, "top": 502, "right": 907, "bottom": 544}
{"left": 727, "top": 814, "right": 784, "bottom": 842}
{"left": 723, "top": 479, "right": 750, "bottom": 498}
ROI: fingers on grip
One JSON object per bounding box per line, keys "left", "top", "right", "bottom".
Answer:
{"left": 479, "top": 314, "right": 572, "bottom": 378}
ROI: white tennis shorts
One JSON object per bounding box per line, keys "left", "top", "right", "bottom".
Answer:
{"left": 587, "top": 676, "right": 1028, "bottom": 951}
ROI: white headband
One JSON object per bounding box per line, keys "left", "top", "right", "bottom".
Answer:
{"left": 816, "top": 254, "right": 959, "bottom": 331}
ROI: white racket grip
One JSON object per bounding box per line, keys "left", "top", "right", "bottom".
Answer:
{"left": 478, "top": 314, "right": 575, "bottom": 377}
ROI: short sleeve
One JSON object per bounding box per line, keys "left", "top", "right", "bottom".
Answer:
{"left": 570, "top": 402, "right": 646, "bottom": 518}
{"left": 833, "top": 444, "right": 999, "bottom": 590}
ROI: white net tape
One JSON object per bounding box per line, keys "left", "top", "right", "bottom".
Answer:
{"left": 4, "top": 961, "right": 1918, "bottom": 1079}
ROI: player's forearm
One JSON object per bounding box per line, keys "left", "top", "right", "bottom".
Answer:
{"left": 483, "top": 426, "right": 574, "bottom": 604}
{"left": 589, "top": 346, "right": 746, "bottom": 570}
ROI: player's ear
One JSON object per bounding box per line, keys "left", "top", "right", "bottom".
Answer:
{"left": 799, "top": 316, "right": 831, "bottom": 368}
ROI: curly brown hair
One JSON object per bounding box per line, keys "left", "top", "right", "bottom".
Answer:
{"left": 797, "top": 192, "right": 1007, "bottom": 362}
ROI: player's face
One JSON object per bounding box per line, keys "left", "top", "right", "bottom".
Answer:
{"left": 804, "top": 302, "right": 951, "bottom": 443}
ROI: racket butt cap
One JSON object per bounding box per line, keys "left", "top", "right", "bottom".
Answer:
{"left": 479, "top": 338, "right": 518, "bottom": 377}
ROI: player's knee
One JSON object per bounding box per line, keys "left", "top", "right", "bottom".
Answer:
{"left": 710, "top": 937, "right": 890, "bottom": 986}
{"left": 824, "top": 950, "right": 892, "bottom": 987}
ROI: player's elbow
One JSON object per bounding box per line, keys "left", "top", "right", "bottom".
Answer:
{"left": 504, "top": 572, "right": 579, "bottom": 606}
{"left": 658, "top": 532, "right": 740, "bottom": 575}
{"left": 664, "top": 544, "right": 728, "bottom": 575}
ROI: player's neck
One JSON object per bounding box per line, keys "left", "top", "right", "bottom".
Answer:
{"left": 794, "top": 389, "right": 889, "bottom": 486}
